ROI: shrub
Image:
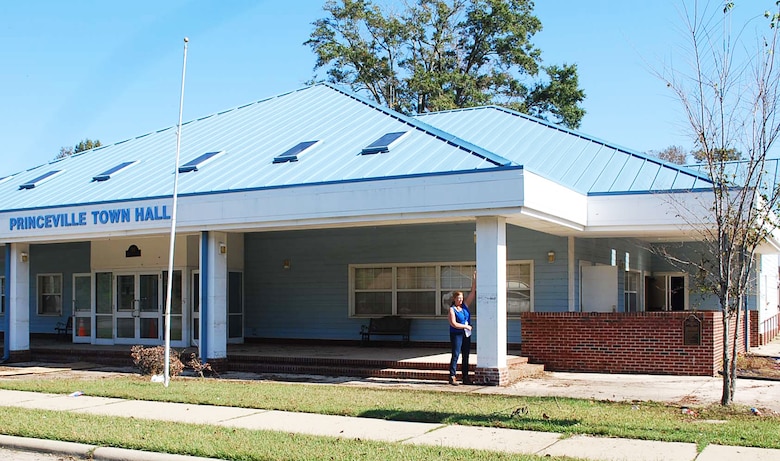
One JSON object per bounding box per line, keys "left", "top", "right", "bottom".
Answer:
{"left": 130, "top": 345, "right": 184, "bottom": 377}
{"left": 188, "top": 353, "right": 219, "bottom": 378}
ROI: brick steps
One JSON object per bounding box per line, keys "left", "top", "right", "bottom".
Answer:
{"left": 227, "top": 354, "right": 545, "bottom": 384}
{"left": 28, "top": 343, "right": 545, "bottom": 385}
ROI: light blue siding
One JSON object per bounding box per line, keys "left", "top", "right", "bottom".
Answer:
{"left": 28, "top": 242, "right": 90, "bottom": 333}
{"left": 244, "top": 223, "right": 573, "bottom": 343}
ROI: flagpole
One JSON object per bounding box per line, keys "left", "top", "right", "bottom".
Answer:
{"left": 164, "top": 37, "right": 189, "bottom": 387}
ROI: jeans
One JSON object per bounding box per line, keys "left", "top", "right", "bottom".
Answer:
{"left": 449, "top": 331, "right": 471, "bottom": 378}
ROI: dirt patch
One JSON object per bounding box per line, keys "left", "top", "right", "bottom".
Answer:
{"left": 737, "top": 355, "right": 780, "bottom": 380}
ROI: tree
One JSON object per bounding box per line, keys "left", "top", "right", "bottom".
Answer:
{"left": 306, "top": 0, "right": 586, "bottom": 128}
{"left": 650, "top": 145, "right": 688, "bottom": 164}
{"left": 56, "top": 138, "right": 102, "bottom": 159}
{"left": 691, "top": 147, "right": 741, "bottom": 162}
{"left": 659, "top": 1, "right": 780, "bottom": 405}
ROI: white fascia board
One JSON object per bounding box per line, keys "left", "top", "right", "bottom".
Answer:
{"left": 0, "top": 169, "right": 527, "bottom": 241}
{"left": 586, "top": 190, "right": 715, "bottom": 237}
{"left": 0, "top": 199, "right": 179, "bottom": 243}
{"left": 757, "top": 226, "right": 780, "bottom": 254}
{"left": 176, "top": 169, "right": 526, "bottom": 232}
{"left": 520, "top": 171, "right": 587, "bottom": 227}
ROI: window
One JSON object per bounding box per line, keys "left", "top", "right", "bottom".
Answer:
{"left": 361, "top": 131, "right": 407, "bottom": 155}
{"left": 507, "top": 263, "right": 533, "bottom": 314}
{"left": 19, "top": 170, "right": 63, "bottom": 190}
{"left": 93, "top": 161, "right": 138, "bottom": 181}
{"left": 273, "top": 141, "right": 319, "bottom": 163}
{"left": 38, "top": 274, "right": 63, "bottom": 315}
{"left": 350, "top": 261, "right": 532, "bottom": 317}
{"left": 645, "top": 273, "right": 687, "bottom": 311}
{"left": 178, "top": 151, "right": 224, "bottom": 173}
{"left": 625, "top": 271, "right": 640, "bottom": 312}
{"left": 0, "top": 276, "right": 5, "bottom": 315}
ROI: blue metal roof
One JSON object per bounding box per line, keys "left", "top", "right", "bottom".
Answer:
{"left": 416, "top": 106, "right": 713, "bottom": 194}
{"left": 686, "top": 158, "right": 780, "bottom": 193}
{"left": 0, "top": 84, "right": 511, "bottom": 213}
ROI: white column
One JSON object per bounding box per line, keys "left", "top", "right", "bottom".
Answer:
{"left": 475, "top": 216, "right": 507, "bottom": 384}
{"left": 9, "top": 243, "right": 30, "bottom": 353}
{"left": 568, "top": 236, "right": 575, "bottom": 312}
{"left": 201, "top": 232, "right": 227, "bottom": 360}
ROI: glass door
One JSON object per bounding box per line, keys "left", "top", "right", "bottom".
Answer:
{"left": 228, "top": 271, "right": 244, "bottom": 343}
{"left": 162, "top": 270, "right": 184, "bottom": 345}
{"left": 72, "top": 274, "right": 92, "bottom": 343}
{"left": 95, "top": 272, "right": 114, "bottom": 344}
{"left": 191, "top": 271, "right": 200, "bottom": 347}
{"left": 115, "top": 272, "right": 160, "bottom": 344}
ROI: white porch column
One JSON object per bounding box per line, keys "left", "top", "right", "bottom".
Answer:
{"left": 475, "top": 216, "right": 508, "bottom": 385}
{"left": 8, "top": 243, "right": 30, "bottom": 359}
{"left": 200, "top": 231, "right": 227, "bottom": 363}
{"left": 568, "top": 236, "right": 575, "bottom": 312}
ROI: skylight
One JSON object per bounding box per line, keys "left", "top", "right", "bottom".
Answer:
{"left": 93, "top": 161, "right": 138, "bottom": 182}
{"left": 19, "top": 170, "right": 63, "bottom": 190}
{"left": 178, "top": 151, "right": 225, "bottom": 173}
{"left": 273, "top": 140, "right": 319, "bottom": 164}
{"left": 361, "top": 131, "right": 408, "bottom": 155}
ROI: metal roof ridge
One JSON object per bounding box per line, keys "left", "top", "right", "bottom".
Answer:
{"left": 320, "top": 83, "right": 514, "bottom": 168}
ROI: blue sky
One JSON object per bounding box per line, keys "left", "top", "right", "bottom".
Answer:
{"left": 0, "top": 1, "right": 766, "bottom": 176}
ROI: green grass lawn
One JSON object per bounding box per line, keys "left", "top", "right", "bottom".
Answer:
{"left": 0, "top": 374, "right": 777, "bottom": 456}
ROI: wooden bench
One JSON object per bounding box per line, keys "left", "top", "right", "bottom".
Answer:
{"left": 360, "top": 316, "right": 411, "bottom": 345}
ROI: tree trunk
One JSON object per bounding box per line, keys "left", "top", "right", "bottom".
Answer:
{"left": 720, "top": 312, "right": 733, "bottom": 405}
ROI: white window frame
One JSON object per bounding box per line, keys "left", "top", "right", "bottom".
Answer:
{"left": 646, "top": 272, "right": 688, "bottom": 311}
{"left": 624, "top": 270, "right": 641, "bottom": 312}
{"left": 37, "top": 273, "right": 63, "bottom": 316}
{"left": 349, "top": 260, "right": 533, "bottom": 318}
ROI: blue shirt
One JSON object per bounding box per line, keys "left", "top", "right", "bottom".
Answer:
{"left": 449, "top": 304, "right": 471, "bottom": 334}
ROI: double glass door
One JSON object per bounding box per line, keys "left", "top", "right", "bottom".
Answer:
{"left": 92, "top": 271, "right": 183, "bottom": 345}
{"left": 116, "top": 273, "right": 160, "bottom": 343}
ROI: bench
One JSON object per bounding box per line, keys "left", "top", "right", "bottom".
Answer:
{"left": 360, "top": 316, "right": 411, "bottom": 345}
{"left": 55, "top": 317, "right": 72, "bottom": 340}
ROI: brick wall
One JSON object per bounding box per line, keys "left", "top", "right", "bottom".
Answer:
{"left": 520, "top": 311, "right": 748, "bottom": 376}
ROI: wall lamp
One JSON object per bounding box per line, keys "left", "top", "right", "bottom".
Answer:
{"left": 547, "top": 251, "right": 555, "bottom": 263}
{"left": 20, "top": 251, "right": 28, "bottom": 263}
{"left": 219, "top": 243, "right": 227, "bottom": 255}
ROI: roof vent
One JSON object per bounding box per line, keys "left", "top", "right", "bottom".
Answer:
{"left": 93, "top": 161, "right": 138, "bottom": 181}
{"left": 19, "top": 170, "right": 63, "bottom": 190}
{"left": 361, "top": 131, "right": 408, "bottom": 155}
{"left": 273, "top": 140, "right": 319, "bottom": 164}
{"left": 179, "top": 151, "right": 225, "bottom": 173}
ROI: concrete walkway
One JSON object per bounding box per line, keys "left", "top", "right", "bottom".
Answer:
{"left": 0, "top": 385, "right": 778, "bottom": 461}
{"left": 0, "top": 339, "right": 778, "bottom": 460}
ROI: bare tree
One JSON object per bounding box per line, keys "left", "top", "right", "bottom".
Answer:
{"left": 659, "top": 1, "right": 780, "bottom": 405}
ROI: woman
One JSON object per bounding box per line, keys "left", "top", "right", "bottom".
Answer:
{"left": 448, "top": 272, "right": 476, "bottom": 385}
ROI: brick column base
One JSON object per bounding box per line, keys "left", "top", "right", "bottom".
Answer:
{"left": 7, "top": 350, "right": 32, "bottom": 363}
{"left": 475, "top": 366, "right": 510, "bottom": 386}
{"left": 206, "top": 357, "right": 228, "bottom": 373}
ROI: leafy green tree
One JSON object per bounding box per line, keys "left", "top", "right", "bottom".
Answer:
{"left": 306, "top": 0, "right": 586, "bottom": 128}
{"left": 691, "top": 147, "right": 741, "bottom": 162}
{"left": 56, "top": 138, "right": 102, "bottom": 159}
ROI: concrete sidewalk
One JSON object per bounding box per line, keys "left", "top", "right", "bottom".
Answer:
{"left": 0, "top": 388, "right": 779, "bottom": 461}
{"left": 0, "top": 338, "right": 778, "bottom": 460}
